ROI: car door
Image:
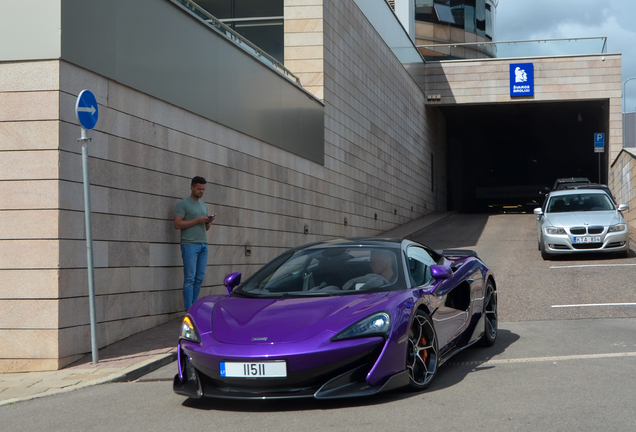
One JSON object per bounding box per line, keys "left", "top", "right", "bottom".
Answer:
{"left": 406, "top": 246, "right": 470, "bottom": 355}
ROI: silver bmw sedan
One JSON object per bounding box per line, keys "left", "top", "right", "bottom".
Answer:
{"left": 534, "top": 189, "right": 630, "bottom": 260}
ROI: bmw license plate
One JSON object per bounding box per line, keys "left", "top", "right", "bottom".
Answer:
{"left": 573, "top": 236, "right": 601, "bottom": 243}
{"left": 220, "top": 361, "right": 287, "bottom": 378}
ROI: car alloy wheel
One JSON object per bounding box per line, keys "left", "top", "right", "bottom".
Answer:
{"left": 406, "top": 310, "right": 438, "bottom": 390}
{"left": 479, "top": 281, "right": 497, "bottom": 346}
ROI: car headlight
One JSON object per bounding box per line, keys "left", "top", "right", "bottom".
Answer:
{"left": 332, "top": 312, "right": 391, "bottom": 341}
{"left": 180, "top": 316, "right": 201, "bottom": 343}
{"left": 546, "top": 227, "right": 566, "bottom": 235}
{"left": 609, "top": 224, "right": 627, "bottom": 233}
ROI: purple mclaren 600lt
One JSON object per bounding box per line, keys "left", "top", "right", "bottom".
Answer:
{"left": 173, "top": 238, "right": 497, "bottom": 400}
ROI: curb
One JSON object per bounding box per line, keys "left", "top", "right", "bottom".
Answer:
{"left": 111, "top": 352, "right": 178, "bottom": 383}
{"left": 0, "top": 352, "right": 177, "bottom": 407}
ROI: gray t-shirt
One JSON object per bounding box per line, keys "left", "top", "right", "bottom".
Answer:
{"left": 175, "top": 197, "right": 209, "bottom": 244}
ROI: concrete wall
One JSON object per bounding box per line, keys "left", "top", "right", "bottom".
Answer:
{"left": 424, "top": 54, "right": 623, "bottom": 164}
{"left": 0, "top": 0, "right": 441, "bottom": 372}
{"left": 609, "top": 149, "right": 636, "bottom": 238}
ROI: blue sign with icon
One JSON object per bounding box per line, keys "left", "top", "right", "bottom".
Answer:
{"left": 75, "top": 90, "right": 99, "bottom": 130}
{"left": 594, "top": 132, "right": 605, "bottom": 153}
{"left": 510, "top": 63, "right": 534, "bottom": 97}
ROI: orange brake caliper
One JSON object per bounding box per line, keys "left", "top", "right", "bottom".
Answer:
{"left": 419, "top": 336, "right": 428, "bottom": 363}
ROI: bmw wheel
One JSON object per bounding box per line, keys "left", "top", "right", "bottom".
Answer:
{"left": 478, "top": 280, "right": 497, "bottom": 347}
{"left": 539, "top": 237, "right": 551, "bottom": 260}
{"left": 406, "top": 310, "right": 438, "bottom": 390}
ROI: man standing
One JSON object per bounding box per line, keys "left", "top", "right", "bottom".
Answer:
{"left": 174, "top": 176, "right": 215, "bottom": 310}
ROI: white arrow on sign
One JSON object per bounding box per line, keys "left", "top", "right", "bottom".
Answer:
{"left": 78, "top": 105, "right": 97, "bottom": 115}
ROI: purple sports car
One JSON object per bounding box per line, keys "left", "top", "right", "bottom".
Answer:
{"left": 173, "top": 238, "right": 497, "bottom": 400}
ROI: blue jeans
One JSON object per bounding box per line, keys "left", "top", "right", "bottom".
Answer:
{"left": 181, "top": 243, "right": 208, "bottom": 310}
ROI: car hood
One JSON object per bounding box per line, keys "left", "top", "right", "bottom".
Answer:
{"left": 545, "top": 211, "right": 623, "bottom": 227}
{"left": 212, "top": 293, "right": 394, "bottom": 344}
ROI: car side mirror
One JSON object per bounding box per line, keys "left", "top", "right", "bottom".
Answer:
{"left": 430, "top": 265, "right": 452, "bottom": 280}
{"left": 533, "top": 208, "right": 544, "bottom": 215}
{"left": 224, "top": 272, "right": 242, "bottom": 295}
{"left": 618, "top": 204, "right": 629, "bottom": 212}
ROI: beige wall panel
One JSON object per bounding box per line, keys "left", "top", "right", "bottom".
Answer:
{"left": 285, "top": 32, "right": 323, "bottom": 46}
{"left": 0, "top": 121, "right": 59, "bottom": 151}
{"left": 0, "top": 209, "right": 58, "bottom": 239}
{"left": 0, "top": 60, "right": 59, "bottom": 92}
{"left": 0, "top": 299, "right": 58, "bottom": 328}
{"left": 0, "top": 150, "right": 59, "bottom": 180}
{"left": 0, "top": 91, "right": 59, "bottom": 122}
{"left": 285, "top": 5, "right": 323, "bottom": 20}
{"left": 0, "top": 269, "right": 59, "bottom": 299}
{"left": 285, "top": 45, "right": 325, "bottom": 60}
{"left": 0, "top": 239, "right": 59, "bottom": 269}
{"left": 58, "top": 239, "right": 108, "bottom": 269}
{"left": 285, "top": 18, "right": 323, "bottom": 33}
{"left": 0, "top": 180, "right": 59, "bottom": 210}
{"left": 0, "top": 358, "right": 72, "bottom": 373}
{"left": 0, "top": 329, "right": 58, "bottom": 358}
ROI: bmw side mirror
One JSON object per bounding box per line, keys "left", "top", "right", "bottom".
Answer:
{"left": 430, "top": 265, "right": 452, "bottom": 280}
{"left": 618, "top": 204, "right": 629, "bottom": 212}
{"left": 224, "top": 272, "right": 242, "bottom": 295}
{"left": 533, "top": 208, "right": 543, "bottom": 215}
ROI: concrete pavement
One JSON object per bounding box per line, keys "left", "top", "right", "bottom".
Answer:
{"left": 0, "top": 212, "right": 455, "bottom": 407}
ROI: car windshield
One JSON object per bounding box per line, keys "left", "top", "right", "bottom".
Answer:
{"left": 547, "top": 193, "right": 614, "bottom": 213}
{"left": 234, "top": 246, "right": 404, "bottom": 297}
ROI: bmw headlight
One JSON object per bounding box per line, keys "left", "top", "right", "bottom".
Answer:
{"left": 546, "top": 227, "right": 566, "bottom": 235}
{"left": 180, "top": 316, "right": 201, "bottom": 343}
{"left": 332, "top": 312, "right": 391, "bottom": 341}
{"left": 609, "top": 224, "right": 627, "bottom": 233}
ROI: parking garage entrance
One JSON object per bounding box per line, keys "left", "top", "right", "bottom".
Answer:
{"left": 440, "top": 99, "right": 609, "bottom": 213}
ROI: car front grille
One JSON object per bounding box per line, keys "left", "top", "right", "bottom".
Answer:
{"left": 569, "top": 226, "right": 605, "bottom": 235}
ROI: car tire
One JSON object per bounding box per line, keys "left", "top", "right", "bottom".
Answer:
{"left": 539, "top": 239, "right": 551, "bottom": 260}
{"left": 406, "top": 310, "right": 439, "bottom": 391}
{"left": 478, "top": 280, "right": 497, "bottom": 347}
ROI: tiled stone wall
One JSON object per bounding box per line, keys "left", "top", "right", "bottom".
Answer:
{"left": 320, "top": 0, "right": 441, "bottom": 224}
{"left": 609, "top": 149, "right": 636, "bottom": 237}
{"left": 285, "top": 0, "right": 324, "bottom": 99}
{"left": 424, "top": 55, "right": 623, "bottom": 162}
{"left": 0, "top": 0, "right": 441, "bottom": 371}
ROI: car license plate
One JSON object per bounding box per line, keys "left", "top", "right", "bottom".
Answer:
{"left": 574, "top": 236, "right": 601, "bottom": 243}
{"left": 220, "top": 361, "right": 287, "bottom": 378}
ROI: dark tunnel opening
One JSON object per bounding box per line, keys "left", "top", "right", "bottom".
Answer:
{"left": 441, "top": 100, "right": 609, "bottom": 213}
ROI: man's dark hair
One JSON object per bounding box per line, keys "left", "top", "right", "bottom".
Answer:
{"left": 191, "top": 176, "right": 207, "bottom": 186}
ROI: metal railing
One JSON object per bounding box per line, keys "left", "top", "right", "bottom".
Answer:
{"left": 418, "top": 36, "right": 608, "bottom": 61}
{"left": 172, "top": 0, "right": 301, "bottom": 86}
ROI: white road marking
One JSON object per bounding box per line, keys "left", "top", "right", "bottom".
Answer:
{"left": 550, "top": 263, "right": 636, "bottom": 269}
{"left": 447, "top": 351, "right": 636, "bottom": 367}
{"left": 552, "top": 303, "right": 636, "bottom": 308}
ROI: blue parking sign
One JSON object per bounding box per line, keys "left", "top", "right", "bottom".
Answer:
{"left": 594, "top": 133, "right": 604, "bottom": 153}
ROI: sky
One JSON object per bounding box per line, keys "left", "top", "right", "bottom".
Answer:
{"left": 495, "top": 0, "right": 636, "bottom": 113}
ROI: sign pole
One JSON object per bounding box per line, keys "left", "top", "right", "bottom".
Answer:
{"left": 75, "top": 90, "right": 100, "bottom": 364}
{"left": 80, "top": 127, "right": 99, "bottom": 364}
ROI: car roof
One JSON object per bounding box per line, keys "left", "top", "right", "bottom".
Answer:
{"left": 547, "top": 189, "right": 610, "bottom": 198}
{"left": 291, "top": 237, "right": 404, "bottom": 252}
{"left": 554, "top": 177, "right": 590, "bottom": 183}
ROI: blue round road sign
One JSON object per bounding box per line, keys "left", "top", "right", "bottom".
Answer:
{"left": 75, "top": 89, "right": 99, "bottom": 130}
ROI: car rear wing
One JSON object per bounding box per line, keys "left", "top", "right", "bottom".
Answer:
{"left": 437, "top": 249, "right": 478, "bottom": 259}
